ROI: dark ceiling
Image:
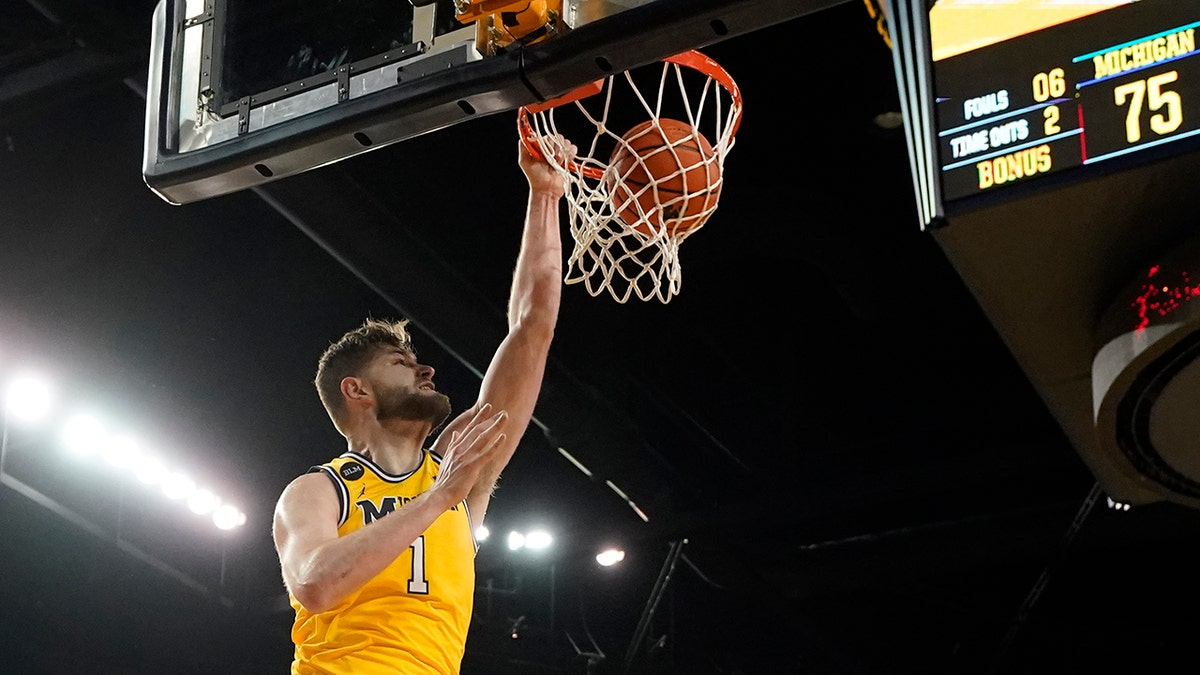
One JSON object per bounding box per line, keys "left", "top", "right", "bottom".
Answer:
{"left": 3, "top": 1, "right": 1200, "bottom": 674}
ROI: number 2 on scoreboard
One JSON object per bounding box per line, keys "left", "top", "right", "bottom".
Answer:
{"left": 1113, "top": 71, "right": 1183, "bottom": 144}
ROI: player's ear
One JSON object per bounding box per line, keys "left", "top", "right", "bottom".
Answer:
{"left": 341, "top": 376, "right": 370, "bottom": 402}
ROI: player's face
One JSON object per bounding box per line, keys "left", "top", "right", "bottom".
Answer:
{"left": 368, "top": 347, "right": 451, "bottom": 427}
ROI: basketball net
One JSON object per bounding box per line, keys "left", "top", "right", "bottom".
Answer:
{"left": 519, "top": 50, "right": 743, "bottom": 303}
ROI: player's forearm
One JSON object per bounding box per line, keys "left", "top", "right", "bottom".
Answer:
{"left": 290, "top": 490, "right": 455, "bottom": 613}
{"left": 508, "top": 188, "right": 563, "bottom": 331}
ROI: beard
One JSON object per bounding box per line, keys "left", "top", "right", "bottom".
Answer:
{"left": 375, "top": 384, "right": 452, "bottom": 429}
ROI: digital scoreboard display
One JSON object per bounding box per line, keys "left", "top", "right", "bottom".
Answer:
{"left": 933, "top": 2, "right": 1200, "bottom": 204}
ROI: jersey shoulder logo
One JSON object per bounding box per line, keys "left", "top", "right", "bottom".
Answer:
{"left": 340, "top": 461, "right": 365, "bottom": 481}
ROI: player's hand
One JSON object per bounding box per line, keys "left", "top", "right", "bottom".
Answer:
{"left": 430, "top": 403, "right": 507, "bottom": 507}
{"left": 519, "top": 135, "right": 574, "bottom": 199}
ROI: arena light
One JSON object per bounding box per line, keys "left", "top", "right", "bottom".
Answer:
{"left": 212, "top": 503, "right": 246, "bottom": 530}
{"left": 524, "top": 529, "right": 553, "bottom": 551}
{"left": 1106, "top": 496, "right": 1132, "bottom": 511}
{"left": 134, "top": 455, "right": 167, "bottom": 486}
{"left": 103, "top": 433, "right": 142, "bottom": 468}
{"left": 507, "top": 531, "right": 525, "bottom": 551}
{"left": 187, "top": 487, "right": 220, "bottom": 515}
{"left": 161, "top": 471, "right": 196, "bottom": 501}
{"left": 4, "top": 374, "right": 54, "bottom": 426}
{"left": 2, "top": 364, "right": 249, "bottom": 533}
{"left": 596, "top": 548, "right": 626, "bottom": 567}
{"left": 475, "top": 525, "right": 490, "bottom": 542}
{"left": 61, "top": 412, "right": 107, "bottom": 457}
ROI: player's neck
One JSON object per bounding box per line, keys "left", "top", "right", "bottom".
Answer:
{"left": 347, "top": 421, "right": 428, "bottom": 475}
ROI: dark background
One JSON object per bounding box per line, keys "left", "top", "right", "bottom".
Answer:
{"left": 3, "top": 1, "right": 1200, "bottom": 674}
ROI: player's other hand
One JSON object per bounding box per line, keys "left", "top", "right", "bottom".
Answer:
{"left": 431, "top": 403, "right": 507, "bottom": 507}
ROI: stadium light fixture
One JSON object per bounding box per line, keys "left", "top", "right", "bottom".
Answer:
{"left": 161, "top": 471, "right": 196, "bottom": 501}
{"left": 103, "top": 433, "right": 142, "bottom": 468}
{"left": 2, "top": 370, "right": 247, "bottom": 532}
{"left": 135, "top": 454, "right": 168, "bottom": 486}
{"left": 596, "top": 548, "right": 626, "bottom": 567}
{"left": 507, "top": 531, "right": 525, "bottom": 551}
{"left": 213, "top": 503, "right": 246, "bottom": 530}
{"left": 524, "top": 529, "right": 553, "bottom": 551}
{"left": 5, "top": 374, "right": 54, "bottom": 426}
{"left": 187, "top": 487, "right": 220, "bottom": 515}
{"left": 61, "top": 412, "right": 106, "bottom": 457}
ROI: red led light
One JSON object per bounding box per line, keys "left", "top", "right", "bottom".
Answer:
{"left": 1131, "top": 266, "right": 1200, "bottom": 330}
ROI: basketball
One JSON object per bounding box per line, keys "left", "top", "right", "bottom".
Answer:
{"left": 606, "top": 119, "right": 722, "bottom": 236}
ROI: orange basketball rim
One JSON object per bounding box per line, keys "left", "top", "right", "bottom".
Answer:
{"left": 517, "top": 49, "right": 744, "bottom": 304}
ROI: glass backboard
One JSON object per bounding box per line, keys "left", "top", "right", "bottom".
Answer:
{"left": 143, "top": 0, "right": 838, "bottom": 205}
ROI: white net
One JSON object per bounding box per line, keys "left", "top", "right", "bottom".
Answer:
{"left": 520, "top": 51, "right": 742, "bottom": 303}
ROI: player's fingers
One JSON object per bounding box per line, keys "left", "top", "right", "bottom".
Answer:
{"left": 471, "top": 411, "right": 507, "bottom": 446}
{"left": 449, "top": 404, "right": 495, "bottom": 447}
{"left": 444, "top": 422, "right": 506, "bottom": 476}
{"left": 455, "top": 406, "right": 507, "bottom": 449}
{"left": 471, "top": 415, "right": 508, "bottom": 458}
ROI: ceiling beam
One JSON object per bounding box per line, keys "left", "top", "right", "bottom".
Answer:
{"left": 0, "top": 45, "right": 141, "bottom": 122}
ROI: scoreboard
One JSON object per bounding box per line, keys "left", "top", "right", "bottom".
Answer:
{"left": 933, "top": 2, "right": 1200, "bottom": 204}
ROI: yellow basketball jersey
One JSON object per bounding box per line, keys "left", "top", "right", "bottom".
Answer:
{"left": 289, "top": 450, "right": 478, "bottom": 675}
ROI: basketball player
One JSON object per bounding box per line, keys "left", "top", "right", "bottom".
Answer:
{"left": 272, "top": 135, "right": 571, "bottom": 674}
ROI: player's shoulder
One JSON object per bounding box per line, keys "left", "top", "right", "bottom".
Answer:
{"left": 278, "top": 471, "right": 327, "bottom": 502}
{"left": 275, "top": 470, "right": 340, "bottom": 521}
{"left": 278, "top": 458, "right": 342, "bottom": 499}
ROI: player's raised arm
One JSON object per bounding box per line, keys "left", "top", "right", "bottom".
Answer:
{"left": 432, "top": 135, "right": 571, "bottom": 527}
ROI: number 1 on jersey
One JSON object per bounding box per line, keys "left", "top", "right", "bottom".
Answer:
{"left": 408, "top": 535, "right": 429, "bottom": 594}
